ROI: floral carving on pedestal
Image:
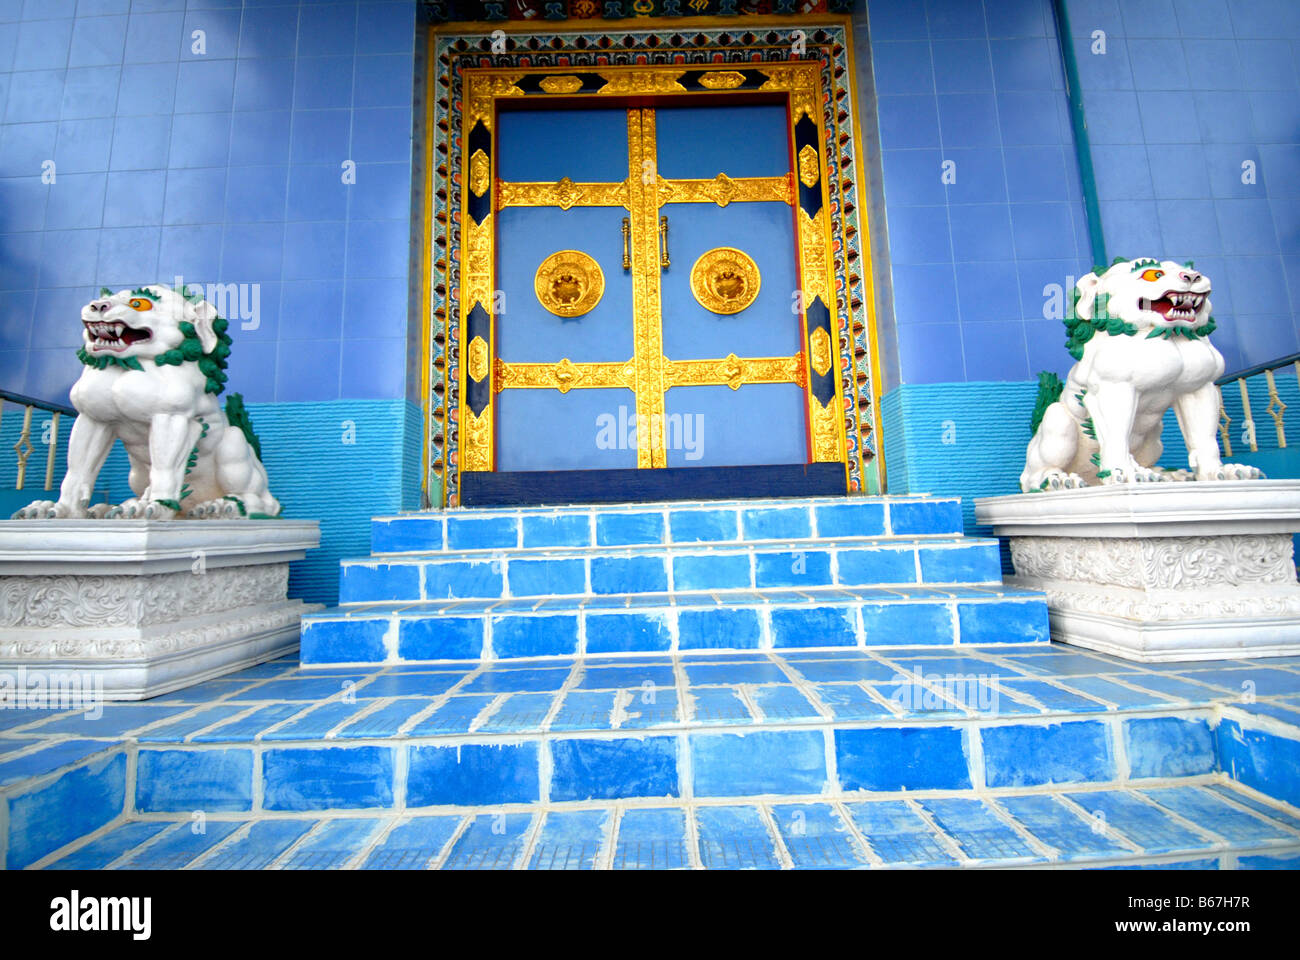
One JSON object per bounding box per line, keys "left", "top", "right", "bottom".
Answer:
{"left": 1009, "top": 535, "right": 1295, "bottom": 590}
{"left": 0, "top": 564, "right": 289, "bottom": 629}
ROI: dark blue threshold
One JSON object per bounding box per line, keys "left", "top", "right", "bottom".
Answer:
{"left": 460, "top": 462, "right": 847, "bottom": 507}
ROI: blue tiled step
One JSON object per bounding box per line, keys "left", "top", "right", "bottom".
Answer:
{"left": 8, "top": 646, "right": 1300, "bottom": 869}
{"left": 371, "top": 495, "right": 965, "bottom": 554}
{"left": 339, "top": 536, "right": 1004, "bottom": 604}
{"left": 302, "top": 584, "right": 1049, "bottom": 663}
{"left": 36, "top": 783, "right": 1300, "bottom": 870}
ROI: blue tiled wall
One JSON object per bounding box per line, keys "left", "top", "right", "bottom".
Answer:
{"left": 1065, "top": 0, "right": 1300, "bottom": 375}
{"left": 0, "top": 0, "right": 417, "bottom": 405}
{"left": 868, "top": 0, "right": 1092, "bottom": 385}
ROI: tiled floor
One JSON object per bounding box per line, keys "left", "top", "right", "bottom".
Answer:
{"left": 5, "top": 643, "right": 1300, "bottom": 870}
{"left": 38, "top": 782, "right": 1300, "bottom": 870}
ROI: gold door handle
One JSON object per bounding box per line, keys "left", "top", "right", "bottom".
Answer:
{"left": 659, "top": 215, "right": 670, "bottom": 269}
{"left": 621, "top": 217, "right": 631, "bottom": 271}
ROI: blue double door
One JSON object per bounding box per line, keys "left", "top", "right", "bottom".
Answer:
{"left": 492, "top": 103, "right": 811, "bottom": 475}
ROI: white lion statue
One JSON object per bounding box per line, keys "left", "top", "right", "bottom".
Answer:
{"left": 1021, "top": 257, "right": 1264, "bottom": 492}
{"left": 14, "top": 285, "right": 281, "bottom": 520}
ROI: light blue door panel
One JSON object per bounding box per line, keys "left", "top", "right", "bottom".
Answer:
{"left": 497, "top": 387, "right": 639, "bottom": 472}
{"left": 664, "top": 384, "right": 807, "bottom": 468}
{"left": 496, "top": 205, "right": 632, "bottom": 364}
{"left": 660, "top": 200, "right": 800, "bottom": 360}
{"left": 497, "top": 108, "right": 630, "bottom": 182}
{"left": 655, "top": 105, "right": 790, "bottom": 180}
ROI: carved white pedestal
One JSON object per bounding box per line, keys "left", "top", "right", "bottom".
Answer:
{"left": 0, "top": 520, "right": 321, "bottom": 700}
{"left": 974, "top": 481, "right": 1300, "bottom": 662}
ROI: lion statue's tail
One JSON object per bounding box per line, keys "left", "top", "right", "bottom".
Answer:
{"left": 224, "top": 392, "right": 263, "bottom": 461}
{"left": 1029, "top": 371, "right": 1065, "bottom": 436}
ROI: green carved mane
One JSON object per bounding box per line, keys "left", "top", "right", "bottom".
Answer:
{"left": 1063, "top": 257, "right": 1215, "bottom": 361}
{"left": 77, "top": 286, "right": 234, "bottom": 395}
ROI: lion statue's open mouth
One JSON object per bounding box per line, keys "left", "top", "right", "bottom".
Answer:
{"left": 1140, "top": 291, "right": 1208, "bottom": 324}
{"left": 83, "top": 319, "right": 152, "bottom": 352}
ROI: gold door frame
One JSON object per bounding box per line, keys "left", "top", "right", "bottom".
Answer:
{"left": 457, "top": 61, "right": 846, "bottom": 474}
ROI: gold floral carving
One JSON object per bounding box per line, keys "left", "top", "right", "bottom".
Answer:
{"left": 496, "top": 177, "right": 629, "bottom": 211}
{"left": 469, "top": 149, "right": 491, "bottom": 198}
{"left": 464, "top": 71, "right": 525, "bottom": 131}
{"left": 534, "top": 250, "right": 605, "bottom": 318}
{"left": 463, "top": 212, "right": 494, "bottom": 311}
{"left": 599, "top": 70, "right": 686, "bottom": 96}
{"left": 627, "top": 108, "right": 667, "bottom": 467}
{"left": 663, "top": 354, "right": 805, "bottom": 391}
{"left": 809, "top": 400, "right": 841, "bottom": 462}
{"left": 797, "top": 144, "right": 820, "bottom": 189}
{"left": 495, "top": 358, "right": 636, "bottom": 393}
{"left": 797, "top": 207, "right": 830, "bottom": 306}
{"left": 539, "top": 75, "right": 584, "bottom": 94}
{"left": 690, "top": 247, "right": 761, "bottom": 315}
{"left": 697, "top": 71, "right": 747, "bottom": 90}
{"left": 468, "top": 335, "right": 489, "bottom": 382}
{"left": 809, "top": 326, "right": 832, "bottom": 378}
{"left": 462, "top": 408, "right": 492, "bottom": 471}
{"left": 759, "top": 63, "right": 820, "bottom": 121}
{"left": 656, "top": 173, "right": 791, "bottom": 208}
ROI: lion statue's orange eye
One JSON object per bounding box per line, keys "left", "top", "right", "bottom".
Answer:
{"left": 1140, "top": 268, "right": 1165, "bottom": 282}
{"left": 128, "top": 298, "right": 153, "bottom": 311}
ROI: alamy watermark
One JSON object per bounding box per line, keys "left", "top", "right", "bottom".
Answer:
{"left": 596, "top": 406, "right": 704, "bottom": 461}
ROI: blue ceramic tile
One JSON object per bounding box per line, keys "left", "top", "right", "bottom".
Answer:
{"left": 844, "top": 800, "right": 959, "bottom": 866}
{"left": 957, "top": 600, "right": 1050, "bottom": 644}
{"left": 837, "top": 547, "right": 916, "bottom": 585}
{"left": 861, "top": 601, "right": 956, "bottom": 645}
{"left": 302, "top": 617, "right": 389, "bottom": 662}
{"left": 461, "top": 668, "right": 570, "bottom": 694}
{"left": 340, "top": 562, "right": 419, "bottom": 601}
{"left": 396, "top": 616, "right": 481, "bottom": 661}
{"left": 769, "top": 605, "right": 858, "bottom": 648}
{"left": 754, "top": 549, "right": 831, "bottom": 588}
{"left": 550, "top": 690, "right": 616, "bottom": 731}
{"left": 672, "top": 552, "right": 750, "bottom": 591}
{"left": 920, "top": 798, "right": 1039, "bottom": 862}
{"left": 584, "top": 611, "right": 673, "bottom": 654}
{"left": 590, "top": 555, "right": 668, "bottom": 594}
{"left": 475, "top": 692, "right": 556, "bottom": 733}
{"left": 997, "top": 794, "right": 1130, "bottom": 861}
{"left": 676, "top": 607, "right": 762, "bottom": 650}
{"left": 741, "top": 506, "right": 811, "bottom": 541}
{"left": 0, "top": 739, "right": 119, "bottom": 787}
{"left": 508, "top": 557, "right": 584, "bottom": 597}
{"left": 814, "top": 684, "right": 897, "bottom": 720}
{"left": 528, "top": 809, "right": 611, "bottom": 870}
{"left": 281, "top": 818, "right": 383, "bottom": 870}
{"left": 1216, "top": 718, "right": 1300, "bottom": 809}
{"left": 685, "top": 661, "right": 788, "bottom": 685}
{"left": 115, "top": 820, "right": 244, "bottom": 870}
{"left": 333, "top": 698, "right": 428, "bottom": 739}
{"left": 776, "top": 803, "right": 872, "bottom": 869}
{"left": 197, "top": 819, "right": 318, "bottom": 870}
{"left": 491, "top": 614, "right": 579, "bottom": 658}
{"left": 691, "top": 730, "right": 828, "bottom": 797}
{"left": 1125, "top": 716, "right": 1216, "bottom": 779}
{"left": 695, "top": 805, "right": 781, "bottom": 870}
{"left": 668, "top": 508, "right": 737, "bottom": 543}
{"left": 136, "top": 704, "right": 254, "bottom": 743}
{"left": 611, "top": 807, "right": 690, "bottom": 870}
{"left": 45, "top": 821, "right": 172, "bottom": 870}
{"left": 1065, "top": 790, "right": 1208, "bottom": 855}
{"left": 579, "top": 663, "right": 676, "bottom": 689}
{"left": 361, "top": 815, "right": 462, "bottom": 870}
{"left": 521, "top": 513, "right": 590, "bottom": 548}
{"left": 549, "top": 736, "right": 679, "bottom": 802}
{"left": 446, "top": 515, "right": 517, "bottom": 550}
{"left": 595, "top": 511, "right": 664, "bottom": 546}
{"left": 260, "top": 701, "right": 373, "bottom": 741}
{"left": 190, "top": 703, "right": 305, "bottom": 743}
{"left": 689, "top": 687, "right": 754, "bottom": 724}
{"left": 813, "top": 501, "right": 886, "bottom": 538}
{"left": 441, "top": 813, "right": 533, "bottom": 870}
{"left": 998, "top": 678, "right": 1109, "bottom": 712}
{"left": 263, "top": 746, "right": 395, "bottom": 811}
{"left": 136, "top": 748, "right": 252, "bottom": 812}
{"left": 1142, "top": 786, "right": 1288, "bottom": 845}
{"left": 751, "top": 685, "right": 822, "bottom": 721}
{"left": 424, "top": 560, "right": 504, "bottom": 600}
{"left": 406, "top": 695, "right": 494, "bottom": 734}
{"left": 792, "top": 658, "right": 901, "bottom": 683}
{"left": 619, "top": 689, "right": 681, "bottom": 728}
{"left": 982, "top": 720, "right": 1115, "bottom": 788}
{"left": 407, "top": 742, "right": 540, "bottom": 806}
{"left": 836, "top": 726, "right": 972, "bottom": 792}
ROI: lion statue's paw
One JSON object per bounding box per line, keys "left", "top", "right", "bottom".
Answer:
{"left": 11, "top": 500, "right": 80, "bottom": 519}
{"left": 1034, "top": 471, "right": 1088, "bottom": 491}
{"left": 87, "top": 503, "right": 113, "bottom": 518}
{"left": 186, "top": 498, "right": 244, "bottom": 519}
{"left": 107, "top": 498, "right": 179, "bottom": 520}
{"left": 1197, "top": 463, "right": 1266, "bottom": 482}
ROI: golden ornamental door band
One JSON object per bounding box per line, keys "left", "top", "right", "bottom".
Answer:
{"left": 456, "top": 63, "right": 847, "bottom": 475}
